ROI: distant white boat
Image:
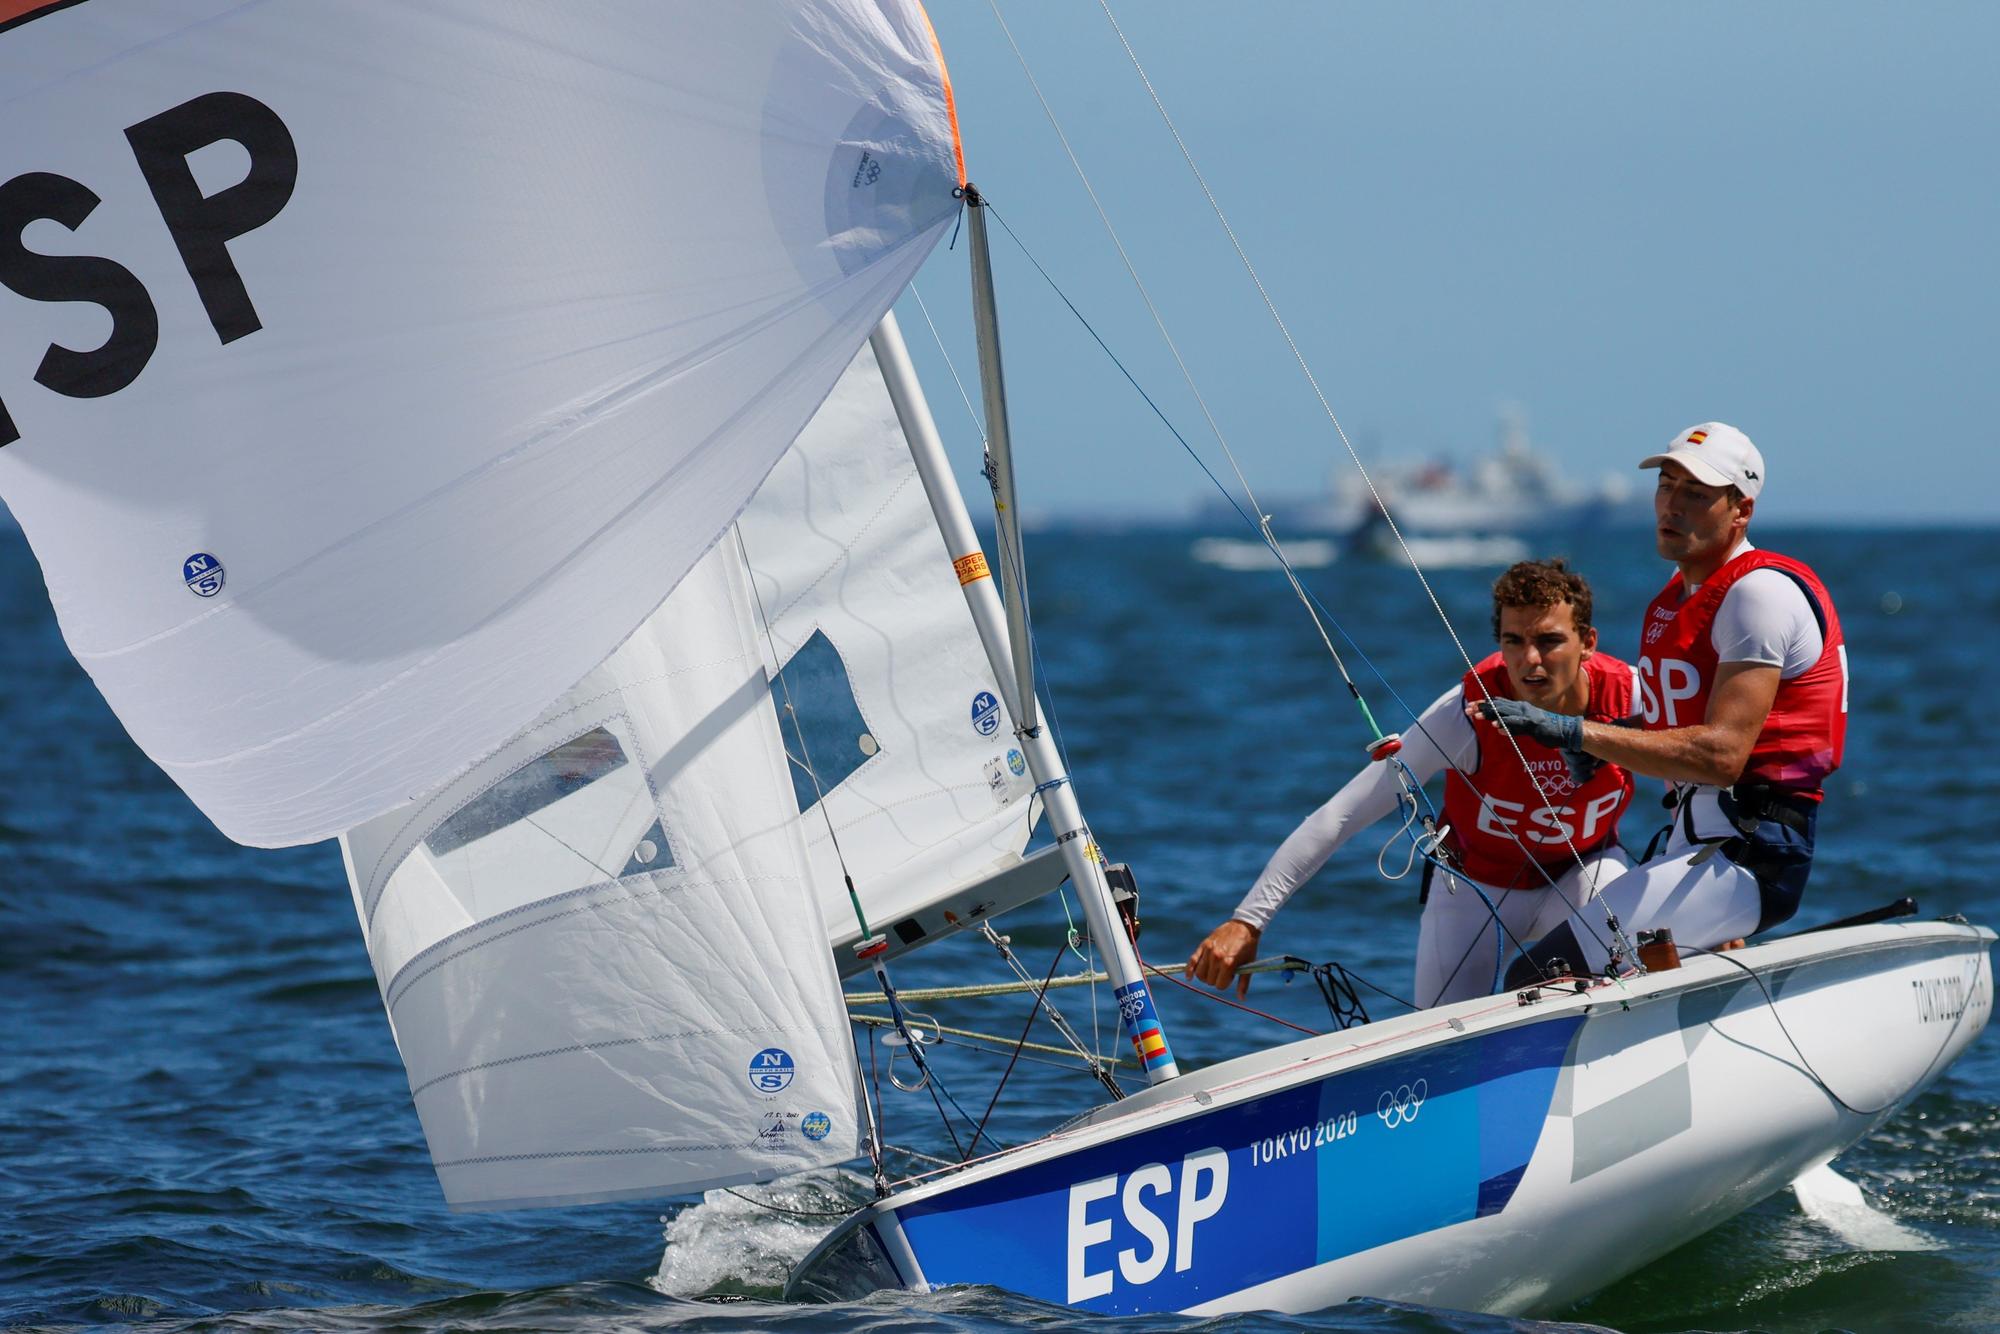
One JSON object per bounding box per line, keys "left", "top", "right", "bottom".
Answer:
{"left": 1200, "top": 410, "right": 1647, "bottom": 539}
{"left": 1190, "top": 537, "right": 1338, "bottom": 572}
{"left": 1190, "top": 532, "right": 1520, "bottom": 573}
{"left": 1372, "top": 531, "right": 1530, "bottom": 570}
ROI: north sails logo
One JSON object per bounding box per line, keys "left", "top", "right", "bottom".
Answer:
{"left": 747, "top": 1047, "right": 795, "bottom": 1094}
{"left": 182, "top": 552, "right": 225, "bottom": 597}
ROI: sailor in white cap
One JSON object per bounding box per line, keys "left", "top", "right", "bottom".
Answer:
{"left": 1469, "top": 423, "right": 1850, "bottom": 982}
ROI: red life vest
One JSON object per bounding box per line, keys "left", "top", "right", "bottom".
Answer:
{"left": 1636, "top": 549, "right": 1847, "bottom": 799}
{"left": 1440, "top": 652, "right": 1637, "bottom": 888}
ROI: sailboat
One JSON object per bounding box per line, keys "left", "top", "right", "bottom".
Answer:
{"left": 2, "top": 0, "right": 1989, "bottom": 1320}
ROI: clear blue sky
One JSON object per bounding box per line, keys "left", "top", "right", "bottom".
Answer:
{"left": 897, "top": 1, "right": 2000, "bottom": 525}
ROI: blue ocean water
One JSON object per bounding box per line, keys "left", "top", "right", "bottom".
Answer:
{"left": 3, "top": 520, "right": 1997, "bottom": 1333}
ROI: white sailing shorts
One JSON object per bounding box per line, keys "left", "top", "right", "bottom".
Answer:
{"left": 1416, "top": 846, "right": 1633, "bottom": 1007}
{"left": 1505, "top": 788, "right": 1815, "bottom": 985}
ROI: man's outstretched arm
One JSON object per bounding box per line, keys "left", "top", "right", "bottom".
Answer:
{"left": 1580, "top": 661, "right": 1779, "bottom": 787}
{"left": 1187, "top": 920, "right": 1259, "bottom": 997}
{"left": 1191, "top": 685, "right": 1472, "bottom": 995}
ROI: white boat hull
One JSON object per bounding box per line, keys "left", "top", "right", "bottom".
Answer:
{"left": 787, "top": 920, "right": 1993, "bottom": 1316}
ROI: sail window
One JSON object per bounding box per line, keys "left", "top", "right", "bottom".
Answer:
{"left": 770, "top": 630, "right": 876, "bottom": 812}
{"left": 419, "top": 725, "right": 673, "bottom": 920}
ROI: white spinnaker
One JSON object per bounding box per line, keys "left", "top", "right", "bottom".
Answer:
{"left": 0, "top": 0, "right": 962, "bottom": 846}
{"left": 733, "top": 340, "right": 1036, "bottom": 944}
{"left": 340, "top": 544, "right": 859, "bottom": 1211}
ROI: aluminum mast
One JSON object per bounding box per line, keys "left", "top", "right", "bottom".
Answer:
{"left": 868, "top": 210, "right": 1178, "bottom": 1085}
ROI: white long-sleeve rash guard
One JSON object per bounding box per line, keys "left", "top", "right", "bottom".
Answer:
{"left": 1231, "top": 686, "right": 1476, "bottom": 932}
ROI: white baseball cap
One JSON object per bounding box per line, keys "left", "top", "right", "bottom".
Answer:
{"left": 1639, "top": 422, "right": 1765, "bottom": 499}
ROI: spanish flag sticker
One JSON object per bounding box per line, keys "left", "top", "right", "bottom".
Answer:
{"left": 1135, "top": 1026, "right": 1171, "bottom": 1068}
{"left": 1687, "top": 429, "right": 1709, "bottom": 445}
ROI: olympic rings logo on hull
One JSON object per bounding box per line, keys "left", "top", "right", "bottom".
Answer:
{"left": 1376, "top": 1078, "right": 1427, "bottom": 1129}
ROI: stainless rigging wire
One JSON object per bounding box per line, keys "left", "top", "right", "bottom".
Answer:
{"left": 908, "top": 281, "right": 1104, "bottom": 1046}
{"left": 983, "top": 0, "right": 1360, "bottom": 693}
{"left": 1089, "top": 0, "right": 1622, "bottom": 942}
{"left": 981, "top": 0, "right": 1627, "bottom": 972}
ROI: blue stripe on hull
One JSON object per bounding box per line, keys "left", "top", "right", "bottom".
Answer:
{"left": 897, "top": 1016, "right": 1583, "bottom": 1314}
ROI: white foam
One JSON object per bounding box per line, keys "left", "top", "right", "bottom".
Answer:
{"left": 650, "top": 1168, "right": 872, "bottom": 1298}
{"left": 1791, "top": 1162, "right": 1941, "bottom": 1252}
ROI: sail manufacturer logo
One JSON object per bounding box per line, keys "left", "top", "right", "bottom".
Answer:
{"left": 182, "top": 552, "right": 225, "bottom": 598}
{"left": 1065, "top": 1148, "right": 1229, "bottom": 1302}
{"left": 748, "top": 1047, "right": 795, "bottom": 1093}
{"left": 970, "top": 691, "right": 1000, "bottom": 736}
{"left": 756, "top": 1111, "right": 793, "bottom": 1148}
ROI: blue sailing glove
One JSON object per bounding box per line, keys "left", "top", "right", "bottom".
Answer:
{"left": 1476, "top": 698, "right": 1602, "bottom": 787}
{"left": 1475, "top": 696, "right": 1583, "bottom": 751}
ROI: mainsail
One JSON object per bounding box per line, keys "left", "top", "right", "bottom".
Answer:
{"left": 0, "top": 0, "right": 964, "bottom": 846}
{"left": 735, "top": 337, "right": 1039, "bottom": 952}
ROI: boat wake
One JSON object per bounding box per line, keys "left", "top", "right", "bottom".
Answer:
{"left": 1790, "top": 1162, "right": 1941, "bottom": 1253}
{"left": 650, "top": 1169, "right": 873, "bottom": 1299}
